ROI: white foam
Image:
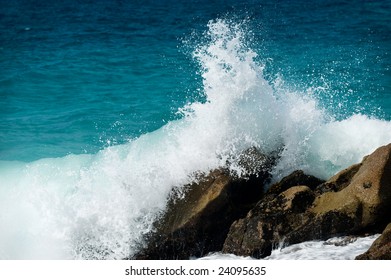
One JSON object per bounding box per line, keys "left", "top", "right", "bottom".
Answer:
{"left": 199, "top": 235, "right": 379, "bottom": 260}
{"left": 265, "top": 235, "right": 380, "bottom": 260}
{"left": 1, "top": 19, "right": 391, "bottom": 259}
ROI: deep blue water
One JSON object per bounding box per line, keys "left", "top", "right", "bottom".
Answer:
{"left": 0, "top": 0, "right": 391, "bottom": 259}
{"left": 1, "top": 0, "right": 390, "bottom": 161}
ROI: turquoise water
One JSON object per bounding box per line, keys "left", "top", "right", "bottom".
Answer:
{"left": 0, "top": 0, "right": 390, "bottom": 259}
{"left": 2, "top": 0, "right": 390, "bottom": 161}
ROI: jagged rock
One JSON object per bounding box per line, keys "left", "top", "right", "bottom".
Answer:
{"left": 134, "top": 148, "right": 274, "bottom": 259}
{"left": 235, "top": 147, "right": 277, "bottom": 177}
{"left": 267, "top": 170, "right": 324, "bottom": 195}
{"left": 222, "top": 185, "right": 315, "bottom": 258}
{"left": 314, "top": 163, "right": 361, "bottom": 195}
{"left": 281, "top": 186, "right": 315, "bottom": 213}
{"left": 311, "top": 143, "right": 391, "bottom": 229}
{"left": 356, "top": 223, "right": 391, "bottom": 260}
{"left": 223, "top": 144, "right": 391, "bottom": 258}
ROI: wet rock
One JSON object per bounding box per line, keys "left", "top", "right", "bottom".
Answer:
{"left": 223, "top": 144, "right": 391, "bottom": 258}
{"left": 222, "top": 185, "right": 315, "bottom": 258}
{"left": 235, "top": 147, "right": 278, "bottom": 178}
{"left": 311, "top": 143, "right": 391, "bottom": 229}
{"left": 281, "top": 186, "right": 315, "bottom": 213}
{"left": 356, "top": 223, "right": 391, "bottom": 260}
{"left": 267, "top": 170, "right": 324, "bottom": 196}
{"left": 134, "top": 148, "right": 273, "bottom": 259}
{"left": 314, "top": 163, "right": 361, "bottom": 195}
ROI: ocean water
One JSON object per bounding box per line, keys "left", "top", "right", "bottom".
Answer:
{"left": 0, "top": 0, "right": 390, "bottom": 259}
{"left": 200, "top": 235, "right": 380, "bottom": 260}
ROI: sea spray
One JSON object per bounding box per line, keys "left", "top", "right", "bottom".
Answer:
{"left": 1, "top": 19, "right": 391, "bottom": 259}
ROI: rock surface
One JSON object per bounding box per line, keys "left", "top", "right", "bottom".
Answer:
{"left": 133, "top": 144, "right": 391, "bottom": 259}
{"left": 134, "top": 148, "right": 274, "bottom": 259}
{"left": 310, "top": 143, "right": 391, "bottom": 229}
{"left": 267, "top": 170, "right": 324, "bottom": 195}
{"left": 223, "top": 144, "right": 391, "bottom": 258}
{"left": 222, "top": 185, "right": 316, "bottom": 258}
{"left": 356, "top": 223, "right": 391, "bottom": 260}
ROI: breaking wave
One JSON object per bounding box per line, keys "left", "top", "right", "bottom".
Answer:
{"left": 1, "top": 19, "right": 390, "bottom": 259}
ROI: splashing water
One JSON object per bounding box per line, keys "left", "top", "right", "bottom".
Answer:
{"left": 1, "top": 19, "right": 391, "bottom": 259}
{"left": 200, "top": 234, "right": 380, "bottom": 260}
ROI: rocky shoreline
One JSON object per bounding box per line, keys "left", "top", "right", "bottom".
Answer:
{"left": 133, "top": 144, "right": 391, "bottom": 260}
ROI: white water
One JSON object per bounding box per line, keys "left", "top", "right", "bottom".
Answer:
{"left": 1, "top": 19, "right": 391, "bottom": 259}
{"left": 200, "top": 235, "right": 380, "bottom": 260}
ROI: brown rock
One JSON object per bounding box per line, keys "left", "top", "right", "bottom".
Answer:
{"left": 281, "top": 186, "right": 315, "bottom": 213}
{"left": 267, "top": 170, "right": 324, "bottom": 196}
{"left": 356, "top": 223, "right": 391, "bottom": 260}
{"left": 314, "top": 163, "right": 361, "bottom": 195}
{"left": 223, "top": 144, "right": 391, "bottom": 258}
{"left": 134, "top": 164, "right": 271, "bottom": 259}
{"left": 311, "top": 143, "right": 391, "bottom": 229}
{"left": 222, "top": 185, "right": 315, "bottom": 258}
